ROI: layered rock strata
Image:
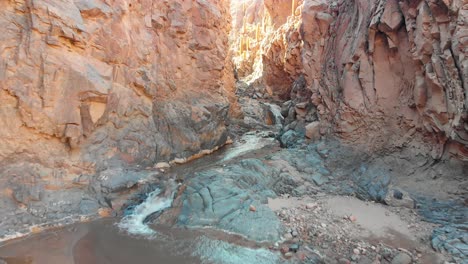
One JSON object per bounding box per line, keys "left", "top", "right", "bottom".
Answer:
{"left": 232, "top": 0, "right": 467, "bottom": 160}
{"left": 0, "top": 0, "right": 234, "bottom": 235}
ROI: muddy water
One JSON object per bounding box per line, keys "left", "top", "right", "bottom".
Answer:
{"left": 0, "top": 218, "right": 282, "bottom": 264}
{"left": 0, "top": 219, "right": 201, "bottom": 264}
{"left": 0, "top": 133, "right": 281, "bottom": 264}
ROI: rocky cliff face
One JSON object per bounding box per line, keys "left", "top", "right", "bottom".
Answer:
{"left": 0, "top": 0, "right": 233, "bottom": 233}
{"left": 232, "top": 0, "right": 467, "bottom": 160}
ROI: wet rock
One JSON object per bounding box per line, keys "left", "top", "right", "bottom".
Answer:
{"left": 390, "top": 252, "right": 412, "bottom": 264}
{"left": 279, "top": 130, "right": 303, "bottom": 148}
{"left": 178, "top": 159, "right": 282, "bottom": 242}
{"left": 384, "top": 187, "right": 415, "bottom": 209}
{"left": 289, "top": 244, "right": 300, "bottom": 253}
{"left": 431, "top": 225, "right": 468, "bottom": 261}
{"left": 311, "top": 173, "right": 329, "bottom": 186}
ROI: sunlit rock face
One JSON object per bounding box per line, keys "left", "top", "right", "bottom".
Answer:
{"left": 0, "top": 0, "right": 234, "bottom": 172}
{"left": 232, "top": 0, "right": 467, "bottom": 160}
{"left": 0, "top": 0, "right": 234, "bottom": 228}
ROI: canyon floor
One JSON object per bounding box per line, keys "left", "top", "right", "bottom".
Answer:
{"left": 0, "top": 87, "right": 466, "bottom": 264}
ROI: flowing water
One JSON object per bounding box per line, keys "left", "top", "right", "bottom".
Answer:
{"left": 0, "top": 133, "right": 283, "bottom": 264}
{"left": 117, "top": 187, "right": 174, "bottom": 236}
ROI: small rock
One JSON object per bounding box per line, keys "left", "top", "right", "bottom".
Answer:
{"left": 384, "top": 187, "right": 415, "bottom": 209}
{"left": 349, "top": 215, "right": 357, "bottom": 222}
{"left": 353, "top": 248, "right": 360, "bottom": 255}
{"left": 305, "top": 121, "right": 321, "bottom": 140}
{"left": 338, "top": 258, "right": 351, "bottom": 264}
{"left": 381, "top": 247, "right": 393, "bottom": 259}
{"left": 297, "top": 252, "right": 307, "bottom": 260}
{"left": 249, "top": 205, "right": 256, "bottom": 212}
{"left": 98, "top": 208, "right": 113, "bottom": 217}
{"left": 321, "top": 223, "right": 327, "bottom": 228}
{"left": 306, "top": 203, "right": 318, "bottom": 209}
{"left": 291, "top": 230, "right": 299, "bottom": 237}
{"left": 391, "top": 253, "right": 412, "bottom": 264}
{"left": 289, "top": 244, "right": 300, "bottom": 253}
{"left": 154, "top": 162, "right": 171, "bottom": 169}
{"left": 284, "top": 252, "right": 293, "bottom": 259}
{"left": 280, "top": 246, "right": 289, "bottom": 254}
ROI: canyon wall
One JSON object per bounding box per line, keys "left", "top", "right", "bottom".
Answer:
{"left": 0, "top": 0, "right": 233, "bottom": 233}
{"left": 233, "top": 0, "right": 467, "bottom": 160}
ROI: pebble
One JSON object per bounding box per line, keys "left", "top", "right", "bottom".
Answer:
{"left": 353, "top": 248, "right": 360, "bottom": 255}
{"left": 249, "top": 205, "right": 256, "bottom": 212}
{"left": 291, "top": 230, "right": 298, "bottom": 237}
{"left": 284, "top": 252, "right": 293, "bottom": 259}
{"left": 280, "top": 246, "right": 289, "bottom": 254}
{"left": 338, "top": 258, "right": 351, "bottom": 264}
{"left": 321, "top": 223, "right": 327, "bottom": 228}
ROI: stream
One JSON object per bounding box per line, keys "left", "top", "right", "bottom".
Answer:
{"left": 0, "top": 130, "right": 466, "bottom": 264}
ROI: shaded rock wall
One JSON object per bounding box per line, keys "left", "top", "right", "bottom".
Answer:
{"left": 0, "top": 0, "right": 233, "bottom": 231}
{"left": 317, "top": 0, "right": 467, "bottom": 160}
{"left": 232, "top": 0, "right": 467, "bottom": 160}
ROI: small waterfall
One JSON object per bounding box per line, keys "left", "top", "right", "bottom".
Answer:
{"left": 264, "top": 103, "right": 283, "bottom": 126}
{"left": 118, "top": 184, "right": 175, "bottom": 236}
{"left": 221, "top": 133, "right": 274, "bottom": 162}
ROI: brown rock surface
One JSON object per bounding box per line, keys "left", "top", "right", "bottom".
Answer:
{"left": 0, "top": 0, "right": 234, "bottom": 235}
{"left": 316, "top": 0, "right": 467, "bottom": 160}
{"left": 232, "top": 0, "right": 467, "bottom": 160}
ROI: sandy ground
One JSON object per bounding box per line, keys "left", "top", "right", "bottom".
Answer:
{"left": 268, "top": 194, "right": 446, "bottom": 263}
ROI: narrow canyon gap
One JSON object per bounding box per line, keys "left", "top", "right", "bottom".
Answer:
{"left": 0, "top": 0, "right": 467, "bottom": 263}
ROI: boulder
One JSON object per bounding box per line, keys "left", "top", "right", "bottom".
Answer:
{"left": 305, "top": 122, "right": 321, "bottom": 140}
{"left": 384, "top": 187, "right": 415, "bottom": 209}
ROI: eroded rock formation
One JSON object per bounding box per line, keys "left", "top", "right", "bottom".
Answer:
{"left": 232, "top": 0, "right": 467, "bottom": 160}
{"left": 0, "top": 0, "right": 233, "bottom": 233}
